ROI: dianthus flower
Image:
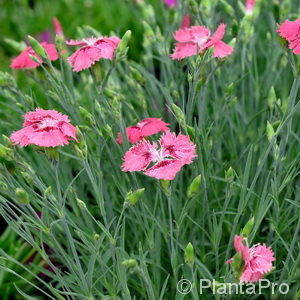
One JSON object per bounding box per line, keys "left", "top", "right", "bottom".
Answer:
{"left": 170, "top": 23, "right": 233, "bottom": 59}
{"left": 277, "top": 19, "right": 300, "bottom": 55}
{"left": 66, "top": 36, "right": 120, "bottom": 71}
{"left": 10, "top": 42, "right": 58, "bottom": 69}
{"left": 122, "top": 131, "right": 197, "bottom": 180}
{"left": 117, "top": 118, "right": 169, "bottom": 144}
{"left": 10, "top": 108, "right": 78, "bottom": 147}
{"left": 228, "top": 235, "right": 276, "bottom": 283}
{"left": 245, "top": 0, "right": 255, "bottom": 14}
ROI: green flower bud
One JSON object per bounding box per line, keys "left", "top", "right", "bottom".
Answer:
{"left": 0, "top": 144, "right": 14, "bottom": 161}
{"left": 21, "top": 171, "right": 33, "bottom": 186}
{"left": 159, "top": 180, "right": 171, "bottom": 196}
{"left": 0, "top": 181, "right": 8, "bottom": 191}
{"left": 266, "top": 121, "right": 275, "bottom": 142}
{"left": 268, "top": 87, "right": 277, "bottom": 110}
{"left": 172, "top": 104, "right": 187, "bottom": 129}
{"left": 125, "top": 188, "right": 145, "bottom": 206}
{"left": 77, "top": 198, "right": 86, "bottom": 209}
{"left": 241, "top": 217, "right": 255, "bottom": 237}
{"left": 187, "top": 174, "right": 202, "bottom": 198}
{"left": 184, "top": 242, "right": 195, "bottom": 265}
{"left": 122, "top": 258, "right": 137, "bottom": 269}
{"left": 129, "top": 66, "right": 145, "bottom": 85}
{"left": 4, "top": 38, "right": 27, "bottom": 52}
{"left": 93, "top": 233, "right": 100, "bottom": 240}
{"left": 15, "top": 188, "right": 30, "bottom": 204}
{"left": 116, "top": 30, "right": 131, "bottom": 60}
{"left": 79, "top": 106, "right": 95, "bottom": 126}
{"left": 219, "top": 0, "right": 234, "bottom": 16}
{"left": 187, "top": 125, "right": 196, "bottom": 140}
{"left": 225, "top": 166, "right": 234, "bottom": 183}
{"left": 27, "top": 35, "right": 47, "bottom": 58}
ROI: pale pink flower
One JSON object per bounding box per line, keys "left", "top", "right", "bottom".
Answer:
{"left": 163, "top": 0, "right": 177, "bottom": 8}
{"left": 228, "top": 235, "right": 276, "bottom": 283}
{"left": 66, "top": 36, "right": 120, "bottom": 72}
{"left": 116, "top": 118, "right": 169, "bottom": 144}
{"left": 10, "top": 42, "right": 58, "bottom": 69}
{"left": 53, "top": 17, "right": 64, "bottom": 36}
{"left": 10, "top": 108, "right": 78, "bottom": 148}
{"left": 277, "top": 19, "right": 300, "bottom": 55}
{"left": 170, "top": 23, "right": 233, "bottom": 60}
{"left": 245, "top": 0, "right": 255, "bottom": 14}
{"left": 122, "top": 131, "right": 197, "bottom": 180}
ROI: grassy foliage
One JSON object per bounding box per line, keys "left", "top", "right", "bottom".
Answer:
{"left": 0, "top": 0, "right": 300, "bottom": 299}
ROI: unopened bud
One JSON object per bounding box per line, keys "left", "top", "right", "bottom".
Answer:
{"left": 15, "top": 188, "right": 30, "bottom": 204}
{"left": 116, "top": 30, "right": 131, "bottom": 60}
{"left": 241, "top": 217, "right": 255, "bottom": 237}
{"left": 122, "top": 259, "right": 137, "bottom": 269}
{"left": 125, "top": 188, "right": 145, "bottom": 206}
{"left": 28, "top": 35, "right": 47, "bottom": 59}
{"left": 268, "top": 87, "right": 277, "bottom": 109}
{"left": 184, "top": 242, "right": 195, "bottom": 265}
{"left": 77, "top": 198, "right": 86, "bottom": 209}
{"left": 159, "top": 180, "right": 171, "bottom": 196}
{"left": 266, "top": 121, "right": 275, "bottom": 142}
{"left": 79, "top": 107, "right": 95, "bottom": 126}
{"left": 225, "top": 166, "right": 234, "bottom": 183}
{"left": 187, "top": 174, "right": 202, "bottom": 198}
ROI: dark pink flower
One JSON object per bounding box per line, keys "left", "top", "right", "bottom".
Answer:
{"left": 66, "top": 36, "right": 120, "bottom": 72}
{"left": 277, "top": 19, "right": 300, "bottom": 55}
{"left": 116, "top": 118, "right": 170, "bottom": 144}
{"left": 122, "top": 131, "right": 197, "bottom": 180}
{"left": 170, "top": 23, "right": 233, "bottom": 60}
{"left": 245, "top": 0, "right": 255, "bottom": 14}
{"left": 53, "top": 17, "right": 64, "bottom": 36}
{"left": 10, "top": 108, "right": 78, "bottom": 148}
{"left": 10, "top": 42, "right": 59, "bottom": 69}
{"left": 228, "top": 235, "right": 276, "bottom": 283}
{"left": 163, "top": 0, "right": 177, "bottom": 7}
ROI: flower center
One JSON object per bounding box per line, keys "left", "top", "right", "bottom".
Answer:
{"left": 192, "top": 35, "right": 209, "bottom": 46}
{"left": 38, "top": 117, "right": 59, "bottom": 129}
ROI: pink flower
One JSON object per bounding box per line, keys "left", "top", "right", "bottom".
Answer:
{"left": 228, "top": 235, "right": 276, "bottom": 283}
{"left": 277, "top": 19, "right": 300, "bottom": 55}
{"left": 122, "top": 131, "right": 197, "bottom": 180}
{"left": 170, "top": 23, "right": 233, "bottom": 60}
{"left": 66, "top": 36, "right": 120, "bottom": 72}
{"left": 53, "top": 17, "right": 64, "bottom": 36}
{"left": 245, "top": 0, "right": 255, "bottom": 14}
{"left": 10, "top": 108, "right": 78, "bottom": 148}
{"left": 163, "top": 0, "right": 177, "bottom": 7}
{"left": 10, "top": 42, "right": 59, "bottom": 69}
{"left": 116, "top": 118, "right": 170, "bottom": 144}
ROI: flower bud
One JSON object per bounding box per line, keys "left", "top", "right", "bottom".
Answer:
{"left": 220, "top": 0, "right": 234, "bottom": 16}
{"left": 241, "top": 217, "right": 255, "bottom": 237}
{"left": 266, "top": 121, "right": 275, "bottom": 142}
{"left": 0, "top": 144, "right": 14, "bottom": 161}
{"left": 171, "top": 104, "right": 187, "bottom": 130}
{"left": 122, "top": 258, "right": 137, "bottom": 269}
{"left": 79, "top": 106, "right": 95, "bottom": 126}
{"left": 159, "top": 180, "right": 171, "bottom": 196}
{"left": 27, "top": 35, "right": 47, "bottom": 59}
{"left": 184, "top": 242, "right": 195, "bottom": 265}
{"left": 0, "top": 181, "right": 8, "bottom": 191}
{"left": 4, "top": 38, "right": 27, "bottom": 52}
{"left": 77, "top": 198, "right": 87, "bottom": 209}
{"left": 268, "top": 87, "right": 277, "bottom": 110}
{"left": 15, "top": 188, "right": 30, "bottom": 204}
{"left": 125, "top": 188, "right": 145, "bottom": 206}
{"left": 21, "top": 171, "right": 33, "bottom": 186}
{"left": 225, "top": 166, "right": 234, "bottom": 183}
{"left": 116, "top": 30, "right": 131, "bottom": 60}
{"left": 93, "top": 233, "right": 100, "bottom": 240}
{"left": 187, "top": 174, "right": 202, "bottom": 198}
{"left": 129, "top": 66, "right": 145, "bottom": 85}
